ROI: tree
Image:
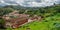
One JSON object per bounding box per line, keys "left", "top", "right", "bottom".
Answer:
{"left": 0, "top": 8, "right": 13, "bottom": 16}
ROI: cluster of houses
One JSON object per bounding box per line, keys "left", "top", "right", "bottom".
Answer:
{"left": 2, "top": 11, "right": 41, "bottom": 28}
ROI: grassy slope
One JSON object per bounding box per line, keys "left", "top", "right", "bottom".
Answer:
{"left": 6, "top": 13, "right": 60, "bottom": 30}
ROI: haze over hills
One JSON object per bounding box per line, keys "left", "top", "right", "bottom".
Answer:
{"left": 0, "top": 0, "right": 60, "bottom": 7}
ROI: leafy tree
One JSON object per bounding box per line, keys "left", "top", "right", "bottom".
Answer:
{"left": 0, "top": 8, "right": 13, "bottom": 16}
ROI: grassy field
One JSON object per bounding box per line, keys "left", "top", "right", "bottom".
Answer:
{"left": 6, "top": 13, "right": 60, "bottom": 30}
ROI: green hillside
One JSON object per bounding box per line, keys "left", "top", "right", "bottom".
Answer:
{"left": 0, "top": 4, "right": 60, "bottom": 30}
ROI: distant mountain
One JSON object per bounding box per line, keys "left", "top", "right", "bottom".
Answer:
{"left": 0, "top": 0, "right": 60, "bottom": 7}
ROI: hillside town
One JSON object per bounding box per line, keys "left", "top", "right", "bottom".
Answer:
{"left": 2, "top": 11, "right": 41, "bottom": 28}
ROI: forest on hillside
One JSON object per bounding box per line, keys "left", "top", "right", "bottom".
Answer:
{"left": 0, "top": 4, "right": 60, "bottom": 30}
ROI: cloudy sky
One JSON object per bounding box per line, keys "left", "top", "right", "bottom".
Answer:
{"left": 0, "top": 0, "right": 60, "bottom": 7}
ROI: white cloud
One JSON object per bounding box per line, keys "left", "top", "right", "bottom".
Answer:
{"left": 0, "top": 0, "right": 60, "bottom": 7}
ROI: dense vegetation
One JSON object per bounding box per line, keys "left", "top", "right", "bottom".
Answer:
{"left": 3, "top": 5, "right": 60, "bottom": 17}
{"left": 0, "top": 8, "right": 13, "bottom": 16}
{"left": 0, "top": 4, "right": 60, "bottom": 30}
